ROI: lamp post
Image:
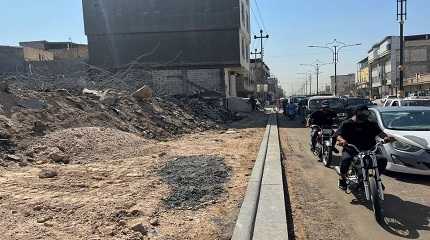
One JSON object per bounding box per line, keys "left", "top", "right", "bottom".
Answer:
{"left": 397, "top": 0, "right": 407, "bottom": 97}
{"left": 308, "top": 39, "right": 361, "bottom": 96}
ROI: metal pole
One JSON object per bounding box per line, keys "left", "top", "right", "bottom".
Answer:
{"left": 399, "top": 2, "right": 405, "bottom": 96}
{"left": 309, "top": 73, "right": 312, "bottom": 96}
{"left": 334, "top": 45, "right": 337, "bottom": 96}
{"left": 316, "top": 64, "right": 320, "bottom": 95}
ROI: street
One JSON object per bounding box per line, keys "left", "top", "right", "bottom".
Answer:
{"left": 279, "top": 117, "right": 430, "bottom": 240}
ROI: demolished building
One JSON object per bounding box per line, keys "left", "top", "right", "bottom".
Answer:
{"left": 82, "top": 0, "right": 252, "bottom": 97}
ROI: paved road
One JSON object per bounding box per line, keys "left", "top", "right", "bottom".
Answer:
{"left": 279, "top": 117, "right": 430, "bottom": 240}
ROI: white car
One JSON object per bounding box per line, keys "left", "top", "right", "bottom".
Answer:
{"left": 370, "top": 107, "right": 430, "bottom": 175}
{"left": 383, "top": 98, "right": 430, "bottom": 107}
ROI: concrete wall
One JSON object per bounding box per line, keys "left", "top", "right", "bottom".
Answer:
{"left": 151, "top": 68, "right": 224, "bottom": 96}
{"left": 50, "top": 45, "right": 88, "bottom": 60}
{"left": 0, "top": 46, "right": 25, "bottom": 73}
{"left": 86, "top": 30, "right": 240, "bottom": 68}
{"left": 23, "top": 47, "right": 54, "bottom": 61}
{"left": 83, "top": 0, "right": 249, "bottom": 69}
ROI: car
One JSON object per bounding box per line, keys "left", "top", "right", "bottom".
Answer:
{"left": 305, "top": 96, "right": 346, "bottom": 124}
{"left": 381, "top": 95, "right": 397, "bottom": 103}
{"left": 369, "top": 107, "right": 430, "bottom": 175}
{"left": 383, "top": 97, "right": 430, "bottom": 107}
{"left": 343, "top": 97, "right": 375, "bottom": 117}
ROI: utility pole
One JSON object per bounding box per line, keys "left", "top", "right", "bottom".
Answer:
{"left": 251, "top": 48, "right": 260, "bottom": 59}
{"left": 297, "top": 72, "right": 312, "bottom": 96}
{"left": 300, "top": 60, "right": 331, "bottom": 95}
{"left": 254, "top": 30, "right": 269, "bottom": 60}
{"left": 308, "top": 40, "right": 361, "bottom": 96}
{"left": 397, "top": 0, "right": 407, "bottom": 97}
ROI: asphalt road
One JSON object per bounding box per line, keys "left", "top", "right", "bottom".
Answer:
{"left": 279, "top": 116, "right": 430, "bottom": 240}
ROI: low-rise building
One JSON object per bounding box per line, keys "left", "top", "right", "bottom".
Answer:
{"left": 0, "top": 45, "right": 54, "bottom": 73}
{"left": 20, "top": 41, "right": 88, "bottom": 60}
{"left": 331, "top": 73, "right": 355, "bottom": 96}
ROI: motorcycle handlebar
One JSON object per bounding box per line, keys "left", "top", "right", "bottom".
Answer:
{"left": 346, "top": 141, "right": 384, "bottom": 153}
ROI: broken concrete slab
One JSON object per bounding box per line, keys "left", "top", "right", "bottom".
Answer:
{"left": 132, "top": 86, "right": 153, "bottom": 101}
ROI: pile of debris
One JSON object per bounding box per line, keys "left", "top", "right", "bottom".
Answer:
{"left": 0, "top": 83, "right": 231, "bottom": 167}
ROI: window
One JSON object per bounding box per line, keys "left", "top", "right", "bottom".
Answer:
{"left": 384, "top": 100, "right": 392, "bottom": 107}
{"left": 392, "top": 101, "right": 399, "bottom": 106}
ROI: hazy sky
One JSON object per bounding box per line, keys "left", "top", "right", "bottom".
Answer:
{"left": 1, "top": 0, "right": 429, "bottom": 95}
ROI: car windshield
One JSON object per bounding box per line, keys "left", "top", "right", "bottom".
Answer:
{"left": 347, "top": 98, "right": 371, "bottom": 106}
{"left": 309, "top": 98, "right": 343, "bottom": 110}
{"left": 380, "top": 110, "right": 430, "bottom": 131}
{"left": 401, "top": 100, "right": 430, "bottom": 106}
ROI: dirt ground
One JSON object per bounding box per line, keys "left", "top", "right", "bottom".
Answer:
{"left": 0, "top": 113, "right": 267, "bottom": 240}
{"left": 279, "top": 117, "right": 430, "bottom": 240}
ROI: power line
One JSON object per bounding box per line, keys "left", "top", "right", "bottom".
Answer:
{"left": 253, "top": 0, "right": 267, "bottom": 32}
{"left": 250, "top": 6, "right": 262, "bottom": 30}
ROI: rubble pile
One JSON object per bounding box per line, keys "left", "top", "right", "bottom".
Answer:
{"left": 0, "top": 86, "right": 230, "bottom": 166}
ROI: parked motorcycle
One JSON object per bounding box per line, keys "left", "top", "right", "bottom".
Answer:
{"left": 335, "top": 142, "right": 385, "bottom": 223}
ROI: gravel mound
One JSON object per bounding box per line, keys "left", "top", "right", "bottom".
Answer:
{"left": 27, "top": 127, "right": 148, "bottom": 164}
{"left": 159, "top": 155, "right": 231, "bottom": 210}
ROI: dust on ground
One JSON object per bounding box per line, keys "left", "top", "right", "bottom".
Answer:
{"left": 0, "top": 112, "right": 267, "bottom": 240}
{"left": 279, "top": 119, "right": 357, "bottom": 240}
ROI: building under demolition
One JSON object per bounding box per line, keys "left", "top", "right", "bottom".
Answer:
{"left": 82, "top": 0, "right": 252, "bottom": 97}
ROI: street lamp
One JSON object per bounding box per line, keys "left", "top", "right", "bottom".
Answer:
{"left": 300, "top": 60, "right": 332, "bottom": 95}
{"left": 308, "top": 39, "right": 361, "bottom": 96}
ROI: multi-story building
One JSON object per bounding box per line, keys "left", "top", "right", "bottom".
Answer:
{"left": 368, "top": 36, "right": 400, "bottom": 98}
{"left": 365, "top": 34, "right": 430, "bottom": 98}
{"left": 356, "top": 57, "right": 370, "bottom": 97}
{"left": 250, "top": 58, "right": 270, "bottom": 99}
{"left": 331, "top": 73, "right": 355, "bottom": 96}
{"left": 20, "top": 41, "right": 88, "bottom": 60}
{"left": 82, "top": 0, "right": 251, "bottom": 97}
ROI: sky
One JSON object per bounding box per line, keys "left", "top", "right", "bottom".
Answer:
{"left": 0, "top": 0, "right": 429, "bottom": 96}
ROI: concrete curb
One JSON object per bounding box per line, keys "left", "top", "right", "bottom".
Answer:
{"left": 232, "top": 114, "right": 289, "bottom": 240}
{"left": 231, "top": 115, "right": 272, "bottom": 240}
{"left": 253, "top": 115, "right": 288, "bottom": 240}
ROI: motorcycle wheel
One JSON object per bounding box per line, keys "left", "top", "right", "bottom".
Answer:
{"left": 369, "top": 177, "right": 384, "bottom": 223}
{"left": 322, "top": 145, "right": 332, "bottom": 167}
{"left": 314, "top": 146, "right": 322, "bottom": 161}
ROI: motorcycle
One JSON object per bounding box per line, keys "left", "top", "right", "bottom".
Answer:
{"left": 335, "top": 142, "right": 385, "bottom": 223}
{"left": 311, "top": 125, "right": 337, "bottom": 167}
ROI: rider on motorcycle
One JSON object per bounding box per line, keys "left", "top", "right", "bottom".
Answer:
{"left": 286, "top": 100, "right": 297, "bottom": 116}
{"left": 308, "top": 101, "right": 338, "bottom": 152}
{"left": 336, "top": 105, "right": 393, "bottom": 191}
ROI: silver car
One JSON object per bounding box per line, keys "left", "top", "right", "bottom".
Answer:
{"left": 370, "top": 107, "right": 430, "bottom": 175}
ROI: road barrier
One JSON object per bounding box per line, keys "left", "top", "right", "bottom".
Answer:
{"left": 232, "top": 114, "right": 289, "bottom": 240}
